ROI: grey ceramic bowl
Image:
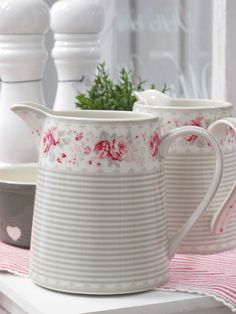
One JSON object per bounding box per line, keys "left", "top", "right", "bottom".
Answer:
{"left": 0, "top": 163, "right": 37, "bottom": 248}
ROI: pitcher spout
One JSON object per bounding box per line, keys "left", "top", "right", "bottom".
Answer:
{"left": 11, "top": 102, "right": 51, "bottom": 149}
{"left": 133, "top": 89, "right": 171, "bottom": 107}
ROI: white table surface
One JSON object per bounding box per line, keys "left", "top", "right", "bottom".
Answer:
{"left": 0, "top": 273, "right": 232, "bottom": 314}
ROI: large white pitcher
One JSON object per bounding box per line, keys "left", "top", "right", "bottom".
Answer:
{"left": 11, "top": 103, "right": 222, "bottom": 294}
{"left": 134, "top": 90, "right": 236, "bottom": 254}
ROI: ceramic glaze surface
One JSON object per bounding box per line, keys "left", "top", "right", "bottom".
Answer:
{"left": 0, "top": 0, "right": 49, "bottom": 163}
{"left": 39, "top": 118, "right": 160, "bottom": 173}
{"left": 31, "top": 168, "right": 169, "bottom": 294}
{"left": 51, "top": 0, "right": 105, "bottom": 110}
{"left": 134, "top": 101, "right": 233, "bottom": 153}
{"left": 0, "top": 0, "right": 49, "bottom": 34}
{"left": 50, "top": 0, "right": 104, "bottom": 34}
{"left": 0, "top": 164, "right": 37, "bottom": 248}
{"left": 12, "top": 103, "right": 223, "bottom": 294}
{"left": 165, "top": 152, "right": 236, "bottom": 253}
{"left": 134, "top": 91, "right": 236, "bottom": 254}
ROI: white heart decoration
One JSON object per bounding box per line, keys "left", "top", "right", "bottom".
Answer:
{"left": 6, "top": 226, "right": 21, "bottom": 241}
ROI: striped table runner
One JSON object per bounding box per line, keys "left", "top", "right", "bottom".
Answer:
{"left": 0, "top": 242, "right": 29, "bottom": 276}
{"left": 159, "top": 250, "right": 236, "bottom": 312}
{"left": 0, "top": 241, "right": 235, "bottom": 311}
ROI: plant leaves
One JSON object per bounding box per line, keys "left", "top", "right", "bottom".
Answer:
{"left": 75, "top": 62, "right": 170, "bottom": 111}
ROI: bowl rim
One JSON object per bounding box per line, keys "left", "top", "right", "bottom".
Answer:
{"left": 0, "top": 163, "right": 37, "bottom": 186}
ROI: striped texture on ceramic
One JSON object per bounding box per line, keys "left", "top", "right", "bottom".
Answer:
{"left": 30, "top": 167, "right": 169, "bottom": 294}
{"left": 165, "top": 150, "right": 236, "bottom": 254}
{"left": 2, "top": 242, "right": 236, "bottom": 311}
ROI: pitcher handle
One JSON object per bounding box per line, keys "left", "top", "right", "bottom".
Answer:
{"left": 208, "top": 118, "right": 236, "bottom": 234}
{"left": 160, "top": 126, "right": 223, "bottom": 258}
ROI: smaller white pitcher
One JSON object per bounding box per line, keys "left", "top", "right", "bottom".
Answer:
{"left": 134, "top": 90, "right": 236, "bottom": 254}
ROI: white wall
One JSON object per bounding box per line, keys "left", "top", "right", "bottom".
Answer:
{"left": 43, "top": 0, "right": 57, "bottom": 107}
{"left": 43, "top": 0, "right": 235, "bottom": 108}
{"left": 211, "top": 0, "right": 236, "bottom": 113}
{"left": 227, "top": 0, "right": 236, "bottom": 111}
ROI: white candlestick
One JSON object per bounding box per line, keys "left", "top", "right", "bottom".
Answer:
{"left": 50, "top": 0, "right": 105, "bottom": 110}
{"left": 0, "top": 0, "right": 50, "bottom": 164}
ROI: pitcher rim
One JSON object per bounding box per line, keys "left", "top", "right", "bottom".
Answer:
{"left": 134, "top": 98, "right": 232, "bottom": 110}
{"left": 43, "top": 109, "right": 159, "bottom": 123}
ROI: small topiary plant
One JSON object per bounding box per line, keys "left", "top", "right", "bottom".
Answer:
{"left": 75, "top": 62, "right": 169, "bottom": 111}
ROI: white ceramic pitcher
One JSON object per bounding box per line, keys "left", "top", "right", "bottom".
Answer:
{"left": 134, "top": 90, "right": 236, "bottom": 254}
{"left": 11, "top": 102, "right": 222, "bottom": 294}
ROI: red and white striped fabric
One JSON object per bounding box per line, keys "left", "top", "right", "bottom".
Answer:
{"left": 0, "top": 240, "right": 236, "bottom": 311}
{"left": 159, "top": 250, "right": 236, "bottom": 311}
{"left": 0, "top": 242, "right": 29, "bottom": 276}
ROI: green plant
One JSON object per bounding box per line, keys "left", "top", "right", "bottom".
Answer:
{"left": 76, "top": 62, "right": 169, "bottom": 111}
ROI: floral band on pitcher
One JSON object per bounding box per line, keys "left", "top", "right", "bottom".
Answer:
{"left": 38, "top": 121, "right": 162, "bottom": 173}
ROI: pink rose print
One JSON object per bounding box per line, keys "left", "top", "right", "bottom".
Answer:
{"left": 75, "top": 132, "right": 83, "bottom": 141}
{"left": 94, "top": 138, "right": 128, "bottom": 161}
{"left": 149, "top": 129, "right": 161, "bottom": 157}
{"left": 185, "top": 116, "right": 204, "bottom": 142}
{"left": 225, "top": 126, "right": 236, "bottom": 144}
{"left": 84, "top": 146, "right": 92, "bottom": 155}
{"left": 94, "top": 140, "right": 111, "bottom": 159}
{"left": 174, "top": 120, "right": 181, "bottom": 127}
{"left": 226, "top": 126, "right": 236, "bottom": 137}
{"left": 43, "top": 127, "right": 59, "bottom": 153}
{"left": 109, "top": 138, "right": 128, "bottom": 161}
{"left": 190, "top": 116, "right": 204, "bottom": 127}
